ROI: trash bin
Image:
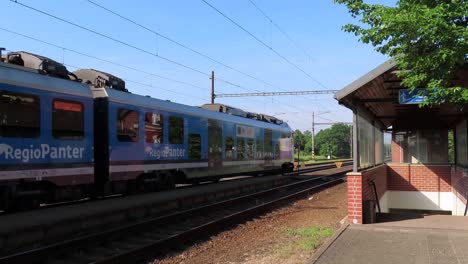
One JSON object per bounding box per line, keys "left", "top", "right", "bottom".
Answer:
{"left": 364, "top": 200, "right": 376, "bottom": 224}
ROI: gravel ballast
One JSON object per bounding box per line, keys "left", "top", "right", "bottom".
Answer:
{"left": 152, "top": 182, "right": 348, "bottom": 264}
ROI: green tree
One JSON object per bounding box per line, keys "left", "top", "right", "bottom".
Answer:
{"left": 335, "top": 0, "right": 468, "bottom": 106}
{"left": 293, "top": 130, "right": 312, "bottom": 151}
{"left": 314, "top": 124, "right": 352, "bottom": 158}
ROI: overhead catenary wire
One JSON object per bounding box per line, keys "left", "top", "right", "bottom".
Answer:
{"left": 247, "top": 0, "right": 314, "bottom": 62}
{"left": 65, "top": 63, "right": 209, "bottom": 103}
{"left": 85, "top": 0, "right": 309, "bottom": 94}
{"left": 8, "top": 1, "right": 274, "bottom": 96}
{"left": 0, "top": 27, "right": 207, "bottom": 91}
{"left": 1, "top": 26, "right": 292, "bottom": 109}
{"left": 10, "top": 0, "right": 210, "bottom": 77}
{"left": 82, "top": 0, "right": 316, "bottom": 110}
{"left": 200, "top": 0, "right": 328, "bottom": 90}
{"left": 8, "top": 0, "right": 321, "bottom": 114}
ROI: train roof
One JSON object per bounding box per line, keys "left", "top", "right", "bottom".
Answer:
{"left": 0, "top": 51, "right": 292, "bottom": 133}
{"left": 106, "top": 89, "right": 293, "bottom": 132}
{"left": 0, "top": 61, "right": 93, "bottom": 98}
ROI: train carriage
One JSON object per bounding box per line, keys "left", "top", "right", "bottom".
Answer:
{"left": 92, "top": 87, "right": 294, "bottom": 193}
{"left": 0, "top": 50, "right": 294, "bottom": 211}
{"left": 0, "top": 54, "right": 94, "bottom": 209}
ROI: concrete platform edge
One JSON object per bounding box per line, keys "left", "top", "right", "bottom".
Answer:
{"left": 309, "top": 220, "right": 349, "bottom": 264}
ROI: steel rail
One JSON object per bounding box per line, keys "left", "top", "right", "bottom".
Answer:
{"left": 0, "top": 168, "right": 348, "bottom": 264}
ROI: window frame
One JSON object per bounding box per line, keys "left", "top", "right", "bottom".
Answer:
{"left": 145, "top": 112, "right": 164, "bottom": 144}
{"left": 117, "top": 108, "right": 140, "bottom": 143}
{"left": 188, "top": 133, "right": 202, "bottom": 160}
{"left": 168, "top": 116, "right": 185, "bottom": 144}
{"left": 0, "top": 90, "right": 41, "bottom": 138}
{"left": 52, "top": 98, "right": 85, "bottom": 140}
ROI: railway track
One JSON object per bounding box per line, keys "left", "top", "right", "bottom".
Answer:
{"left": 0, "top": 170, "right": 348, "bottom": 264}
{"left": 0, "top": 160, "right": 351, "bottom": 215}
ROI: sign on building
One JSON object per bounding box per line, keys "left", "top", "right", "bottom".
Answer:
{"left": 399, "top": 89, "right": 425, "bottom": 104}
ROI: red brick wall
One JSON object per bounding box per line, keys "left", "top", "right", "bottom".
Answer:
{"left": 347, "top": 173, "right": 363, "bottom": 224}
{"left": 347, "top": 164, "right": 387, "bottom": 224}
{"left": 387, "top": 164, "right": 451, "bottom": 192}
{"left": 391, "top": 136, "right": 402, "bottom": 163}
{"left": 452, "top": 166, "right": 468, "bottom": 205}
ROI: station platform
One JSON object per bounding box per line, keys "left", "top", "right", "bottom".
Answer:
{"left": 312, "top": 214, "right": 468, "bottom": 264}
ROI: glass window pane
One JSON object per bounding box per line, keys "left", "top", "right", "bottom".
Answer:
{"left": 237, "top": 138, "right": 245, "bottom": 160}
{"left": 117, "top": 109, "right": 139, "bottom": 142}
{"left": 456, "top": 120, "right": 468, "bottom": 166}
{"left": 169, "top": 116, "right": 184, "bottom": 144}
{"left": 256, "top": 139, "right": 263, "bottom": 159}
{"left": 374, "top": 126, "right": 383, "bottom": 164}
{"left": 225, "top": 137, "right": 234, "bottom": 160}
{"left": 274, "top": 142, "right": 280, "bottom": 159}
{"left": 358, "top": 115, "right": 374, "bottom": 168}
{"left": 0, "top": 91, "right": 40, "bottom": 138}
{"left": 264, "top": 129, "right": 272, "bottom": 159}
{"left": 395, "top": 129, "right": 448, "bottom": 164}
{"left": 247, "top": 139, "right": 254, "bottom": 159}
{"left": 53, "top": 99, "right": 84, "bottom": 140}
{"left": 188, "top": 133, "right": 201, "bottom": 159}
{"left": 145, "top": 112, "right": 163, "bottom": 143}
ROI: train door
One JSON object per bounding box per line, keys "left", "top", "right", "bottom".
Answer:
{"left": 264, "top": 129, "right": 273, "bottom": 166}
{"left": 208, "top": 119, "right": 222, "bottom": 173}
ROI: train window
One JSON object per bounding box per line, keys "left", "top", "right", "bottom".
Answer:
{"left": 0, "top": 91, "right": 40, "bottom": 138}
{"left": 264, "top": 129, "right": 273, "bottom": 158}
{"left": 169, "top": 116, "right": 184, "bottom": 144}
{"left": 237, "top": 138, "right": 245, "bottom": 160}
{"left": 117, "top": 109, "right": 139, "bottom": 142}
{"left": 247, "top": 139, "right": 254, "bottom": 159}
{"left": 256, "top": 140, "right": 263, "bottom": 159}
{"left": 275, "top": 143, "right": 280, "bottom": 159}
{"left": 145, "top": 112, "right": 163, "bottom": 144}
{"left": 188, "top": 133, "right": 201, "bottom": 159}
{"left": 52, "top": 99, "right": 84, "bottom": 140}
{"left": 225, "top": 137, "right": 234, "bottom": 160}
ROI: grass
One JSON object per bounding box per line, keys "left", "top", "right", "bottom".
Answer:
{"left": 285, "top": 226, "right": 334, "bottom": 251}
{"left": 294, "top": 153, "right": 351, "bottom": 165}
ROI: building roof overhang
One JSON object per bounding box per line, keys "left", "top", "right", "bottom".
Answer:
{"left": 335, "top": 58, "right": 468, "bottom": 130}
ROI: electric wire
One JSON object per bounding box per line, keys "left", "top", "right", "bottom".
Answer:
{"left": 248, "top": 0, "right": 314, "bottom": 62}
{"left": 65, "top": 63, "right": 209, "bottom": 102}
{"left": 85, "top": 0, "right": 307, "bottom": 94}
{"left": 8, "top": 1, "right": 271, "bottom": 95}
{"left": 80, "top": 0, "right": 319, "bottom": 111}
{"left": 0, "top": 27, "right": 206, "bottom": 91}
{"left": 200, "top": 0, "right": 328, "bottom": 90}
{"left": 8, "top": 0, "right": 318, "bottom": 113}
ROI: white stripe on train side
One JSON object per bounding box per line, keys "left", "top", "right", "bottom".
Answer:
{"left": 0, "top": 167, "right": 94, "bottom": 180}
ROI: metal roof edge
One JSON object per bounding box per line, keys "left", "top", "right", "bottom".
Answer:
{"left": 335, "top": 58, "right": 397, "bottom": 101}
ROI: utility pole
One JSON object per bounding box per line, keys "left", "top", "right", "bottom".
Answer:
{"left": 311, "top": 112, "right": 315, "bottom": 160}
{"left": 210, "top": 71, "right": 215, "bottom": 104}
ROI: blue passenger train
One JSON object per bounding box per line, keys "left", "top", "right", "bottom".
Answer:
{"left": 0, "top": 51, "right": 294, "bottom": 210}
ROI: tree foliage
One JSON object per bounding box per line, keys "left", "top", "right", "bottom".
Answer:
{"left": 314, "top": 123, "right": 352, "bottom": 158}
{"left": 335, "top": 0, "right": 468, "bottom": 106}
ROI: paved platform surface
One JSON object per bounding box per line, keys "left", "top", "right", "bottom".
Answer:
{"left": 314, "top": 214, "right": 468, "bottom": 264}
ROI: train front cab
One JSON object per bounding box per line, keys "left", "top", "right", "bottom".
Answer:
{"left": 0, "top": 64, "right": 94, "bottom": 210}
{"left": 335, "top": 59, "right": 468, "bottom": 224}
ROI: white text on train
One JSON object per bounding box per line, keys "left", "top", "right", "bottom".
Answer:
{"left": 0, "top": 143, "right": 85, "bottom": 162}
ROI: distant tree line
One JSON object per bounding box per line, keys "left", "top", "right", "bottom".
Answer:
{"left": 293, "top": 123, "right": 352, "bottom": 159}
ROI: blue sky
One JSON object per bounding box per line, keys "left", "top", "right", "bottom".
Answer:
{"left": 2, "top": 0, "right": 394, "bottom": 131}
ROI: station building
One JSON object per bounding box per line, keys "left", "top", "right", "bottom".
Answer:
{"left": 335, "top": 59, "right": 468, "bottom": 224}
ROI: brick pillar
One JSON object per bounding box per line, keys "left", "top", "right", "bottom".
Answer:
{"left": 347, "top": 172, "right": 363, "bottom": 224}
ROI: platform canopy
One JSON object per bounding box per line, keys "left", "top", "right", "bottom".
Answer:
{"left": 335, "top": 59, "right": 468, "bottom": 130}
